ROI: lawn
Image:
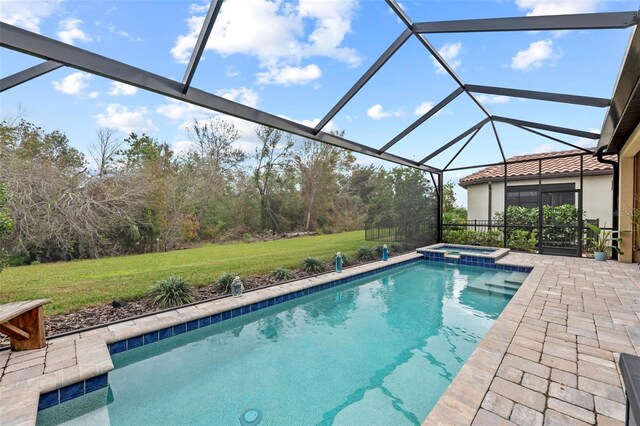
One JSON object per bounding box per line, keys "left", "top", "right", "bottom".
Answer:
{"left": 0, "top": 231, "right": 372, "bottom": 315}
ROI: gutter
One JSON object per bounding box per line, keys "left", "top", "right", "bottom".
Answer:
{"left": 596, "top": 147, "right": 620, "bottom": 260}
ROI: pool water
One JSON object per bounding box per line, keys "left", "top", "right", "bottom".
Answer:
{"left": 37, "top": 261, "right": 516, "bottom": 426}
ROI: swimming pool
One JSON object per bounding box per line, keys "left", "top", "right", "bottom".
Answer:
{"left": 37, "top": 260, "right": 518, "bottom": 425}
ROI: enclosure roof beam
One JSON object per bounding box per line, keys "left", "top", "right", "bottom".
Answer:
{"left": 490, "top": 119, "right": 507, "bottom": 163}
{"left": 0, "top": 60, "right": 63, "bottom": 92}
{"left": 419, "top": 118, "right": 490, "bottom": 165}
{"left": 378, "top": 87, "right": 464, "bottom": 153}
{"left": 492, "top": 115, "right": 600, "bottom": 139}
{"left": 505, "top": 122, "right": 596, "bottom": 153}
{"left": 181, "top": 0, "right": 224, "bottom": 93}
{"left": 0, "top": 22, "right": 440, "bottom": 174}
{"left": 443, "top": 126, "right": 481, "bottom": 171}
{"left": 313, "top": 28, "right": 412, "bottom": 134}
{"left": 466, "top": 84, "right": 611, "bottom": 108}
{"left": 413, "top": 11, "right": 639, "bottom": 34}
{"left": 385, "top": 0, "right": 492, "bottom": 120}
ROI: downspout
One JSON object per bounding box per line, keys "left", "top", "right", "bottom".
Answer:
{"left": 596, "top": 147, "right": 620, "bottom": 260}
{"left": 488, "top": 181, "right": 492, "bottom": 228}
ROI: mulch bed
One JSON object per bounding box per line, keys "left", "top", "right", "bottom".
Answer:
{"left": 0, "top": 250, "right": 413, "bottom": 349}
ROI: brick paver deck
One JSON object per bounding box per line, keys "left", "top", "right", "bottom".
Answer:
{"left": 426, "top": 252, "right": 640, "bottom": 426}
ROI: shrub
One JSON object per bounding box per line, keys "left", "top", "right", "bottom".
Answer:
{"left": 356, "top": 246, "right": 375, "bottom": 261}
{"left": 270, "top": 268, "right": 295, "bottom": 280}
{"left": 217, "top": 272, "right": 242, "bottom": 293}
{"left": 150, "top": 276, "right": 195, "bottom": 308}
{"left": 302, "top": 257, "right": 324, "bottom": 274}
{"left": 507, "top": 230, "right": 538, "bottom": 252}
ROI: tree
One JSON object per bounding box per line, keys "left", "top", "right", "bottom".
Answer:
{"left": 89, "top": 128, "right": 121, "bottom": 177}
{"left": 0, "top": 184, "right": 14, "bottom": 272}
{"left": 186, "top": 117, "right": 245, "bottom": 175}
{"left": 294, "top": 135, "right": 355, "bottom": 231}
{"left": 443, "top": 181, "right": 467, "bottom": 222}
{"left": 253, "top": 125, "right": 294, "bottom": 231}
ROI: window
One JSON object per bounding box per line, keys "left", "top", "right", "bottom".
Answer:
{"left": 506, "top": 183, "right": 575, "bottom": 208}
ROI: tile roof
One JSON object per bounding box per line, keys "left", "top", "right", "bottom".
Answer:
{"left": 459, "top": 149, "right": 614, "bottom": 186}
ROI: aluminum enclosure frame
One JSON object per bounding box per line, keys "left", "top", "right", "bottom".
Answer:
{"left": 1, "top": 0, "right": 638, "bottom": 246}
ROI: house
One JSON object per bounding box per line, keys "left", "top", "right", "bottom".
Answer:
{"left": 458, "top": 149, "right": 614, "bottom": 227}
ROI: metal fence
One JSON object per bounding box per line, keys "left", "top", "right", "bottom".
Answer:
{"left": 364, "top": 221, "right": 438, "bottom": 246}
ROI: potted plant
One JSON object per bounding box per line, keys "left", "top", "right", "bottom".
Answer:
{"left": 585, "top": 223, "right": 623, "bottom": 261}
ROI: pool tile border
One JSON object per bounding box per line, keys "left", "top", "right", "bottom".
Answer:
{"left": 37, "top": 373, "right": 108, "bottom": 411}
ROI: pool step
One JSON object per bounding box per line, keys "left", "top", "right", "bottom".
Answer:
{"left": 505, "top": 272, "right": 529, "bottom": 284}
{"left": 467, "top": 272, "right": 516, "bottom": 297}
{"left": 485, "top": 272, "right": 521, "bottom": 291}
{"left": 466, "top": 281, "right": 515, "bottom": 297}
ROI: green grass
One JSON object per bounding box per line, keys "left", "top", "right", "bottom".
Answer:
{"left": 0, "top": 231, "right": 371, "bottom": 315}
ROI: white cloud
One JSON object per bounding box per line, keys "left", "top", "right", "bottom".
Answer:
{"left": 367, "top": 104, "right": 403, "bottom": 120}
{"left": 278, "top": 114, "right": 337, "bottom": 133}
{"left": 414, "top": 101, "right": 434, "bottom": 116}
{"left": 57, "top": 18, "right": 92, "bottom": 45}
{"left": 433, "top": 42, "right": 462, "bottom": 74}
{"left": 156, "top": 86, "right": 258, "bottom": 129}
{"left": 95, "top": 104, "right": 157, "bottom": 134}
{"left": 171, "top": 0, "right": 360, "bottom": 86}
{"left": 108, "top": 82, "right": 138, "bottom": 97}
{"left": 511, "top": 40, "right": 561, "bottom": 71}
{"left": 156, "top": 100, "right": 210, "bottom": 127}
{"left": 0, "top": 0, "right": 60, "bottom": 33}
{"left": 172, "top": 139, "right": 196, "bottom": 156}
{"left": 216, "top": 87, "right": 259, "bottom": 108}
{"left": 256, "top": 63, "right": 322, "bottom": 86}
{"left": 88, "top": 91, "right": 99, "bottom": 99}
{"left": 52, "top": 72, "right": 92, "bottom": 96}
{"left": 475, "top": 94, "right": 510, "bottom": 105}
{"left": 516, "top": 0, "right": 603, "bottom": 16}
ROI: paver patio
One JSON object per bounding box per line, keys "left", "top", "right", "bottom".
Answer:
{"left": 2, "top": 251, "right": 640, "bottom": 425}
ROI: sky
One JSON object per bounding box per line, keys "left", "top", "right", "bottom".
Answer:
{"left": 0, "top": 0, "right": 638, "bottom": 205}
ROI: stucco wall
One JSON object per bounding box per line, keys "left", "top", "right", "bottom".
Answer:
{"left": 463, "top": 174, "right": 613, "bottom": 225}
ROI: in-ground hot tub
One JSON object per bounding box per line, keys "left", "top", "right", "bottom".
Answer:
{"left": 417, "top": 243, "right": 510, "bottom": 266}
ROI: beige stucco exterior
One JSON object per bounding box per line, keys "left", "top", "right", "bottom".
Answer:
{"left": 618, "top": 122, "right": 640, "bottom": 263}
{"left": 463, "top": 174, "right": 613, "bottom": 226}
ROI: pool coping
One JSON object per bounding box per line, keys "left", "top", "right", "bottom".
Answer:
{"left": 417, "top": 243, "right": 511, "bottom": 262}
{"left": 0, "top": 250, "right": 535, "bottom": 425}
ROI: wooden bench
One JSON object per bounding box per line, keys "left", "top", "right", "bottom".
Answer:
{"left": 0, "top": 299, "right": 50, "bottom": 351}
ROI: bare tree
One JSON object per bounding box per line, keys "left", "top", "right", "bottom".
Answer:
{"left": 254, "top": 125, "right": 294, "bottom": 231}
{"left": 89, "top": 128, "right": 121, "bottom": 177}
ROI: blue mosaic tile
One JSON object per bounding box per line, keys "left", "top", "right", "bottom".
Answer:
{"left": 211, "top": 313, "right": 222, "bottom": 323}
{"left": 186, "top": 320, "right": 198, "bottom": 331}
{"left": 143, "top": 331, "right": 159, "bottom": 345}
{"left": 38, "top": 390, "right": 59, "bottom": 410}
{"left": 173, "top": 323, "right": 186, "bottom": 335}
{"left": 221, "top": 311, "right": 231, "bottom": 321}
{"left": 231, "top": 308, "right": 241, "bottom": 318}
{"left": 199, "top": 316, "right": 211, "bottom": 327}
{"left": 275, "top": 295, "right": 284, "bottom": 304}
{"left": 241, "top": 305, "right": 251, "bottom": 315}
{"left": 159, "top": 327, "right": 173, "bottom": 340}
{"left": 85, "top": 373, "right": 108, "bottom": 394}
{"left": 60, "top": 382, "right": 84, "bottom": 403}
{"left": 266, "top": 298, "right": 275, "bottom": 307}
{"left": 109, "top": 340, "right": 126, "bottom": 355}
{"left": 259, "top": 300, "right": 268, "bottom": 309}
{"left": 127, "top": 335, "right": 143, "bottom": 349}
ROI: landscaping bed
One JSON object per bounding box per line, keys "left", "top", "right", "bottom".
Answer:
{"left": 1, "top": 248, "right": 413, "bottom": 348}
